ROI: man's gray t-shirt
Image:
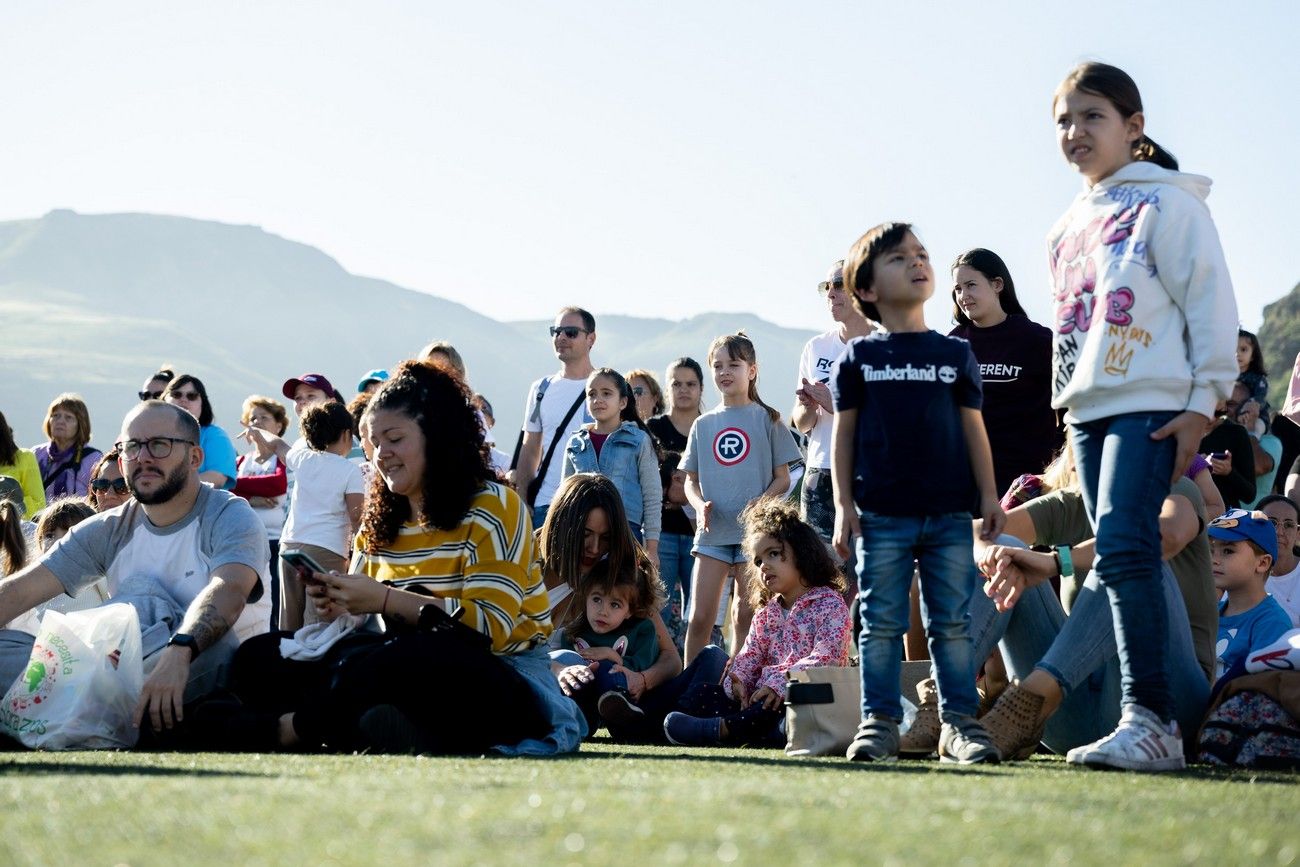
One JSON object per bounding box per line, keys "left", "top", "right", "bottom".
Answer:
{"left": 42, "top": 485, "right": 270, "bottom": 638}
{"left": 681, "top": 404, "right": 801, "bottom": 547}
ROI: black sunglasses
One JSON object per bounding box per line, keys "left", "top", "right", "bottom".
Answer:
{"left": 138, "top": 390, "right": 163, "bottom": 401}
{"left": 91, "top": 477, "right": 129, "bottom": 495}
{"left": 631, "top": 386, "right": 646, "bottom": 397}
{"left": 817, "top": 278, "right": 845, "bottom": 296}
{"left": 549, "top": 326, "right": 590, "bottom": 339}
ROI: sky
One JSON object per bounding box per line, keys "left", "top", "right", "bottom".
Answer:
{"left": 3, "top": 1, "right": 1297, "bottom": 333}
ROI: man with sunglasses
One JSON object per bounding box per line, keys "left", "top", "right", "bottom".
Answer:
{"left": 792, "top": 261, "right": 877, "bottom": 550}
{"left": 514, "top": 306, "right": 596, "bottom": 528}
{"left": 0, "top": 401, "right": 268, "bottom": 741}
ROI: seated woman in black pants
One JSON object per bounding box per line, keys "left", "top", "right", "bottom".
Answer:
{"left": 204, "top": 360, "right": 584, "bottom": 755}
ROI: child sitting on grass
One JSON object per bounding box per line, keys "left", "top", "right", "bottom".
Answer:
{"left": 1207, "top": 508, "right": 1292, "bottom": 689}
{"left": 662, "top": 499, "right": 851, "bottom": 747}
{"left": 555, "top": 557, "right": 663, "bottom": 729}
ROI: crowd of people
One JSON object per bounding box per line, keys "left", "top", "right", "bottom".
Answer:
{"left": 1, "top": 61, "right": 1299, "bottom": 770}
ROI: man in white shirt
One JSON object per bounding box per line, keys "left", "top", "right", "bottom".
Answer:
{"left": 515, "top": 306, "right": 596, "bottom": 529}
{"left": 0, "top": 402, "right": 267, "bottom": 736}
{"left": 1261, "top": 494, "right": 1300, "bottom": 626}
{"left": 791, "top": 261, "right": 877, "bottom": 547}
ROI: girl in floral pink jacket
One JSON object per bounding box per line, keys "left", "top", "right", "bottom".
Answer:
{"left": 663, "top": 500, "right": 851, "bottom": 746}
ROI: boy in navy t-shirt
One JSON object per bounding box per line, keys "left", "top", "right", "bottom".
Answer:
{"left": 830, "top": 222, "right": 1006, "bottom": 764}
{"left": 1207, "top": 508, "right": 1293, "bottom": 689}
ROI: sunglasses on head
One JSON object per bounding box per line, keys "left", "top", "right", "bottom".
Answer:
{"left": 139, "top": 390, "right": 163, "bottom": 401}
{"left": 549, "top": 326, "right": 589, "bottom": 339}
{"left": 91, "top": 478, "right": 129, "bottom": 496}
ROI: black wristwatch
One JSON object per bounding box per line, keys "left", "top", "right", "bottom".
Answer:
{"left": 167, "top": 632, "right": 201, "bottom": 659}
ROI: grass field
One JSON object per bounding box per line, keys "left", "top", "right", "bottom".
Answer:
{"left": 0, "top": 739, "right": 1295, "bottom": 866}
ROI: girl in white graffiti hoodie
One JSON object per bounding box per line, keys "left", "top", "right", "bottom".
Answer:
{"left": 983, "top": 63, "right": 1237, "bottom": 772}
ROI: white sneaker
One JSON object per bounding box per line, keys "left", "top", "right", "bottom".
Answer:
{"left": 1065, "top": 704, "right": 1185, "bottom": 772}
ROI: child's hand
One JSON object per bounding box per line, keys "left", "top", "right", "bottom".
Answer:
{"left": 577, "top": 646, "right": 621, "bottom": 664}
{"left": 557, "top": 663, "right": 598, "bottom": 697}
{"left": 748, "top": 686, "right": 782, "bottom": 711}
{"left": 699, "top": 501, "right": 713, "bottom": 533}
{"left": 977, "top": 495, "right": 1005, "bottom": 541}
{"left": 833, "top": 504, "right": 860, "bottom": 561}
{"left": 1150, "top": 411, "right": 1211, "bottom": 484}
{"left": 610, "top": 665, "right": 648, "bottom": 699}
{"left": 728, "top": 670, "right": 749, "bottom": 706}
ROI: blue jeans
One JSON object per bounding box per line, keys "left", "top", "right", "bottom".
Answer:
{"left": 1069, "top": 411, "right": 1176, "bottom": 720}
{"left": 968, "top": 542, "right": 1209, "bottom": 752}
{"left": 657, "top": 532, "right": 694, "bottom": 631}
{"left": 531, "top": 504, "right": 549, "bottom": 531}
{"left": 856, "top": 511, "right": 979, "bottom": 723}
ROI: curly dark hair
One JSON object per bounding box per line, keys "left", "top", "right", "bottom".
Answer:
{"left": 359, "top": 360, "right": 494, "bottom": 549}
{"left": 301, "top": 401, "right": 353, "bottom": 451}
{"left": 741, "top": 498, "right": 844, "bottom": 610}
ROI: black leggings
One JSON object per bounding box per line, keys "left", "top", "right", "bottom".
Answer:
{"left": 230, "top": 629, "right": 549, "bottom": 753}
{"left": 677, "top": 682, "right": 784, "bottom": 746}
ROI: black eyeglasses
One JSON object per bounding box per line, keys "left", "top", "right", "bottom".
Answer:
{"left": 90, "top": 478, "right": 130, "bottom": 496}
{"left": 817, "top": 279, "right": 845, "bottom": 296}
{"left": 549, "top": 326, "right": 590, "bottom": 339}
{"left": 138, "top": 390, "right": 163, "bottom": 401}
{"left": 118, "top": 437, "right": 195, "bottom": 461}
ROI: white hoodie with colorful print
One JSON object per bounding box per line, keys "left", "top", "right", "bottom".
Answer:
{"left": 1047, "top": 161, "right": 1239, "bottom": 424}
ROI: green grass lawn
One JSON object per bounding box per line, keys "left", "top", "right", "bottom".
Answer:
{"left": 0, "top": 740, "right": 1295, "bottom": 866}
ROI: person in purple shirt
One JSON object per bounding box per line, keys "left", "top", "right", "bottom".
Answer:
{"left": 949, "top": 249, "right": 1062, "bottom": 497}
{"left": 33, "top": 393, "right": 102, "bottom": 501}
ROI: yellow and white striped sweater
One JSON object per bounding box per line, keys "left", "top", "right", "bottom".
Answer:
{"left": 352, "top": 482, "right": 552, "bottom": 654}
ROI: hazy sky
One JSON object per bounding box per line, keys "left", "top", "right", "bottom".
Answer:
{"left": 3, "top": 1, "right": 1297, "bottom": 333}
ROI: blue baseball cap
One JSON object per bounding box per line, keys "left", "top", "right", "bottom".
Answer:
{"left": 356, "top": 369, "right": 389, "bottom": 392}
{"left": 1207, "top": 508, "right": 1278, "bottom": 562}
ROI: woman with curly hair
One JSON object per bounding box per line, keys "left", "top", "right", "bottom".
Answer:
{"left": 210, "top": 360, "right": 583, "bottom": 756}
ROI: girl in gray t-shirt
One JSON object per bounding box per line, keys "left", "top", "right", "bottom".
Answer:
{"left": 680, "top": 333, "right": 800, "bottom": 665}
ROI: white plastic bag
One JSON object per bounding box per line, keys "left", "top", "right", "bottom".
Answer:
{"left": 0, "top": 603, "right": 144, "bottom": 750}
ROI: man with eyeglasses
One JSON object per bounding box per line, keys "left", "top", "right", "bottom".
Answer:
{"left": 791, "top": 261, "right": 878, "bottom": 550}
{"left": 514, "top": 306, "right": 596, "bottom": 529}
{"left": 1259, "top": 495, "right": 1300, "bottom": 626}
{"left": 0, "top": 401, "right": 269, "bottom": 741}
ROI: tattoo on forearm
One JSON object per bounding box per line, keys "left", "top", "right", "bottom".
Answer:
{"left": 182, "top": 600, "right": 232, "bottom": 653}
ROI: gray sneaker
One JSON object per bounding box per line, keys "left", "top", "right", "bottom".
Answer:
{"left": 846, "top": 715, "right": 900, "bottom": 763}
{"left": 938, "top": 716, "right": 1001, "bottom": 765}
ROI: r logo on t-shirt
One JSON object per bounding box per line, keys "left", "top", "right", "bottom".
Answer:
{"left": 713, "top": 427, "right": 750, "bottom": 466}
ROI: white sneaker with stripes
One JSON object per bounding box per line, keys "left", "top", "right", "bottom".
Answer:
{"left": 1065, "top": 704, "right": 1185, "bottom": 771}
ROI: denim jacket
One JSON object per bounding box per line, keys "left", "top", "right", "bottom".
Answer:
{"left": 562, "top": 422, "right": 663, "bottom": 541}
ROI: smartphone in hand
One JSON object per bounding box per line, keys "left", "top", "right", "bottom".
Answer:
{"left": 281, "top": 549, "right": 328, "bottom": 583}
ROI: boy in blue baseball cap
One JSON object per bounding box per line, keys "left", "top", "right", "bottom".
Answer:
{"left": 1207, "top": 508, "right": 1292, "bottom": 688}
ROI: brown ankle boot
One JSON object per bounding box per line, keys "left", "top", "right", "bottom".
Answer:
{"left": 898, "top": 677, "right": 940, "bottom": 757}
{"left": 980, "top": 683, "right": 1046, "bottom": 761}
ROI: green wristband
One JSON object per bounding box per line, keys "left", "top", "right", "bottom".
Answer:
{"left": 1055, "top": 545, "right": 1074, "bottom": 580}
